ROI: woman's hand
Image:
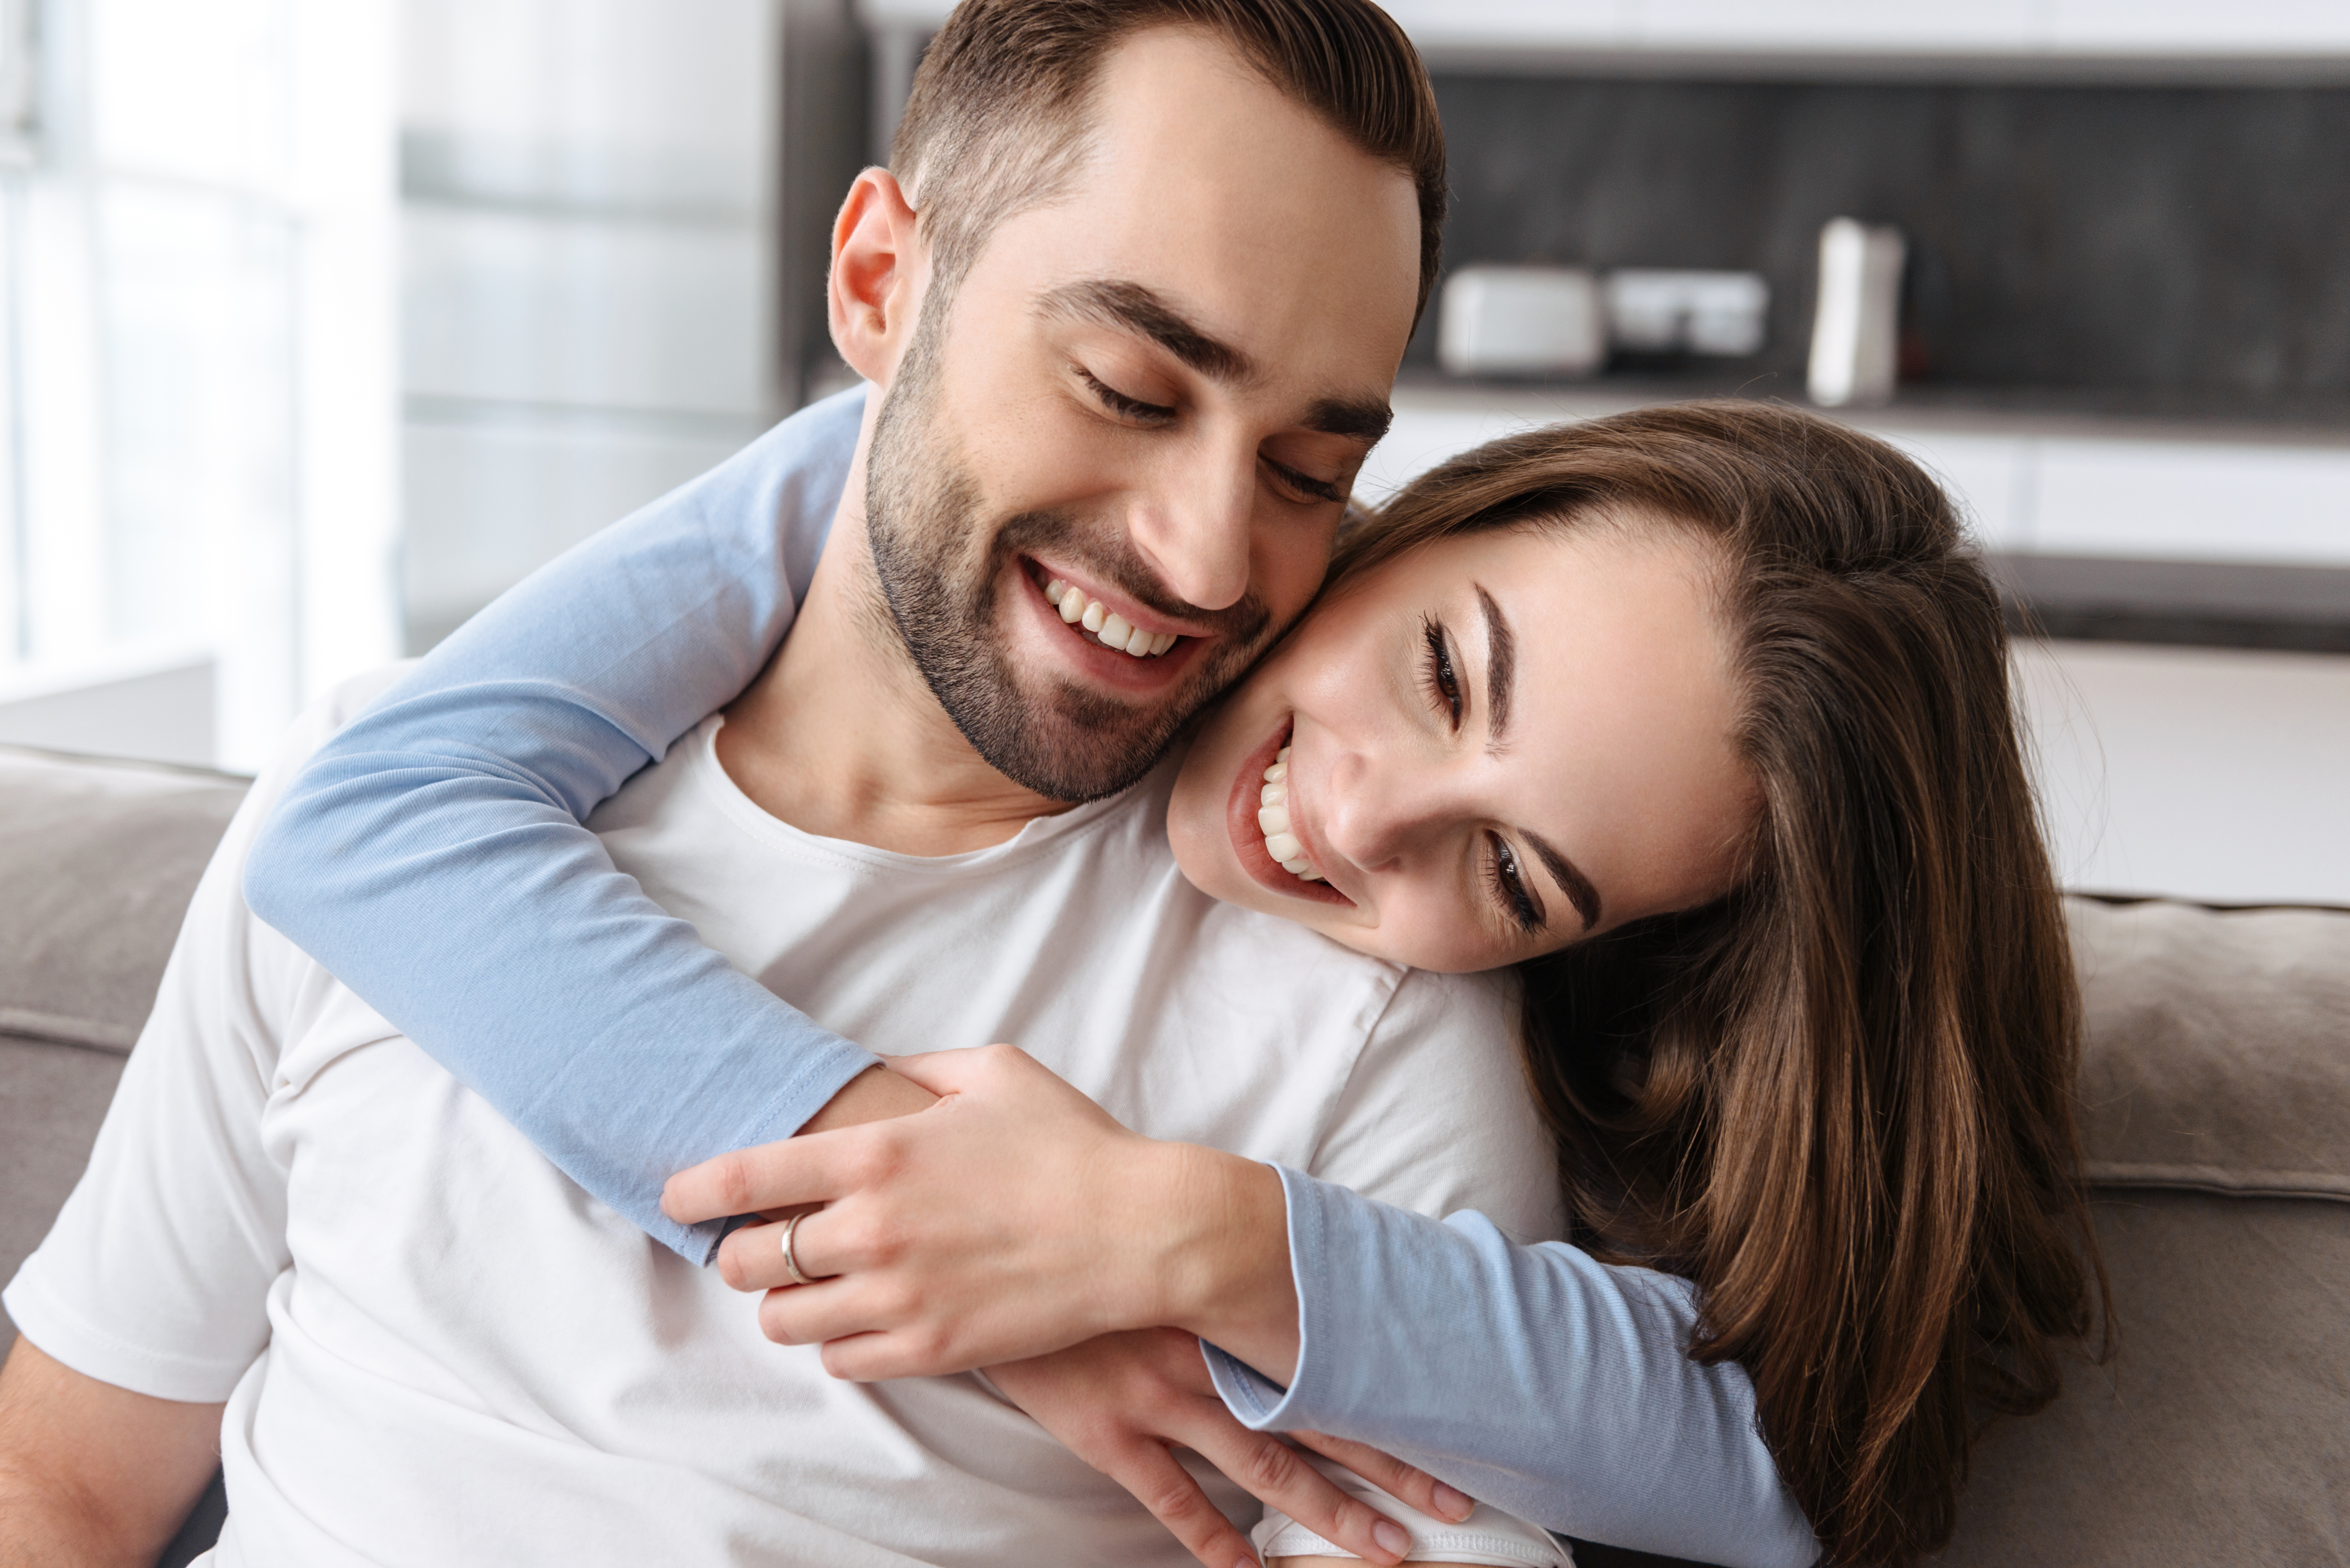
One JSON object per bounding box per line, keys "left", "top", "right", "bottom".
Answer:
{"left": 667, "top": 1044, "right": 1299, "bottom": 1380}
{"left": 983, "top": 1328, "right": 1474, "bottom": 1568}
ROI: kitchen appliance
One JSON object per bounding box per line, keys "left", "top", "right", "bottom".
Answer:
{"left": 1603, "top": 270, "right": 1770, "bottom": 357}
{"left": 1807, "top": 217, "right": 1907, "bottom": 408}
{"left": 1437, "top": 266, "right": 1606, "bottom": 379}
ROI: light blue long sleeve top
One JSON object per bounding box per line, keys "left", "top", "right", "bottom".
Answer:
{"left": 242, "top": 384, "right": 1819, "bottom": 1568}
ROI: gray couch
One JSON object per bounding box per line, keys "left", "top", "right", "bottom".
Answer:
{"left": 3, "top": 744, "right": 2345, "bottom": 1566}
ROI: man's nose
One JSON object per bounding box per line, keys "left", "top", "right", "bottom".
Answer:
{"left": 1126, "top": 441, "right": 1256, "bottom": 613}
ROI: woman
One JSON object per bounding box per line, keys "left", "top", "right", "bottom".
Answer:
{"left": 251, "top": 399, "right": 2105, "bottom": 1566}
{"left": 1234, "top": 404, "right": 2111, "bottom": 1562}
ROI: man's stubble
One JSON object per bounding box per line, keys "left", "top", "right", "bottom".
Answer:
{"left": 861, "top": 295, "right": 1273, "bottom": 804}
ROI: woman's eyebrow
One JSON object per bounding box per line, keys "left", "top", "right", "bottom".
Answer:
{"left": 1477, "top": 584, "right": 1515, "bottom": 749}
{"left": 1523, "top": 831, "right": 1603, "bottom": 931}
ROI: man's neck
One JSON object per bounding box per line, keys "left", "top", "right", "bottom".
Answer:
{"left": 715, "top": 440, "right": 1069, "bottom": 858}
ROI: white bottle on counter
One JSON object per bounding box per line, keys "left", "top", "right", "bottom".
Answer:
{"left": 1808, "top": 218, "right": 1907, "bottom": 408}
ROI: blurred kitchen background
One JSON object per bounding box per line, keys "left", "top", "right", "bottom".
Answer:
{"left": 0, "top": 0, "right": 2343, "bottom": 904}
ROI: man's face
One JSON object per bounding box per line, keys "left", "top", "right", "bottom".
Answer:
{"left": 862, "top": 27, "right": 1422, "bottom": 803}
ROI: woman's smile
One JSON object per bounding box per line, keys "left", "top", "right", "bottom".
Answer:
{"left": 1222, "top": 720, "right": 1351, "bottom": 906}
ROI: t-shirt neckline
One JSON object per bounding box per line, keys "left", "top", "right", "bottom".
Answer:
{"left": 686, "top": 714, "right": 1168, "bottom": 876}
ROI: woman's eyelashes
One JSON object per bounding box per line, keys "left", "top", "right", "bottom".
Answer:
{"left": 1415, "top": 616, "right": 1542, "bottom": 939}
{"left": 1487, "top": 832, "right": 1544, "bottom": 934}
{"left": 1421, "top": 615, "right": 1464, "bottom": 729}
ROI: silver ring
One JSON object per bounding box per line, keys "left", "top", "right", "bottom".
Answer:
{"left": 779, "top": 1210, "right": 816, "bottom": 1287}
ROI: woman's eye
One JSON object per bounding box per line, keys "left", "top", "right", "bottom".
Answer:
{"left": 1077, "top": 367, "right": 1175, "bottom": 424}
{"left": 1421, "top": 617, "right": 1462, "bottom": 727}
{"left": 1488, "top": 833, "right": 1542, "bottom": 934}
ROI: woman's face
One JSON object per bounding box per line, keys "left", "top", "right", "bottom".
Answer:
{"left": 1168, "top": 515, "right": 1757, "bottom": 972}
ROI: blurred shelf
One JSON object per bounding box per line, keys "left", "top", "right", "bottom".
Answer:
{"left": 1994, "top": 556, "right": 2350, "bottom": 655}
{"left": 1390, "top": 371, "right": 2350, "bottom": 446}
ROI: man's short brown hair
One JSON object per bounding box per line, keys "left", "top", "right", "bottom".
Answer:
{"left": 891, "top": 0, "right": 1445, "bottom": 324}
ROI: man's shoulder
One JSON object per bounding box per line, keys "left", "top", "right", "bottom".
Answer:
{"left": 1310, "top": 963, "right": 1563, "bottom": 1242}
{"left": 1351, "top": 963, "right": 1520, "bottom": 1061}
{"left": 1383, "top": 963, "right": 1520, "bottom": 1025}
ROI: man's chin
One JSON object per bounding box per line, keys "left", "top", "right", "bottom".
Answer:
{"left": 945, "top": 676, "right": 1190, "bottom": 804}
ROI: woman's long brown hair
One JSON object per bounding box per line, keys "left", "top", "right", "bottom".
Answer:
{"left": 1335, "top": 403, "right": 2109, "bottom": 1565}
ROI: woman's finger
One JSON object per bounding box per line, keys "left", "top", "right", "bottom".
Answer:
{"left": 714, "top": 1208, "right": 830, "bottom": 1294}
{"left": 662, "top": 1133, "right": 845, "bottom": 1225}
{"left": 1292, "top": 1429, "right": 1475, "bottom": 1525}
{"left": 757, "top": 1279, "right": 900, "bottom": 1349}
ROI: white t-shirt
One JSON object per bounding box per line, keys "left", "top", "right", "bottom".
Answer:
{"left": 5, "top": 672, "right": 1565, "bottom": 1567}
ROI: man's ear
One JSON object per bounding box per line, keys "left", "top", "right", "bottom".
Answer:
{"left": 828, "top": 168, "right": 929, "bottom": 388}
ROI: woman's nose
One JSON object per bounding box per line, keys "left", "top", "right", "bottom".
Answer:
{"left": 1318, "top": 758, "right": 1455, "bottom": 874}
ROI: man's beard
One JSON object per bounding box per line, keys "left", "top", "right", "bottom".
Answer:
{"left": 861, "top": 311, "right": 1272, "bottom": 803}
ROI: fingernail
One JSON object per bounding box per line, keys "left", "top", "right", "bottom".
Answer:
{"left": 1434, "top": 1481, "right": 1474, "bottom": 1520}
{"left": 1373, "top": 1519, "right": 1411, "bottom": 1556}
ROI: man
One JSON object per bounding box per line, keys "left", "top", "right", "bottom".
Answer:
{"left": 0, "top": 6, "right": 1561, "bottom": 1564}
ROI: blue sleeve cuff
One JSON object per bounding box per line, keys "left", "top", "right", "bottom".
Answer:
{"left": 644, "top": 1037, "right": 881, "bottom": 1263}
{"left": 1195, "top": 1166, "right": 1822, "bottom": 1567}
{"left": 1201, "top": 1163, "right": 1326, "bottom": 1430}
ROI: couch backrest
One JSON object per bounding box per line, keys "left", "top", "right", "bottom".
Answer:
{"left": 1935, "top": 895, "right": 2350, "bottom": 1567}
{"left": 0, "top": 747, "right": 248, "bottom": 1342}
{"left": 0, "top": 746, "right": 252, "bottom": 1051}
{"left": 2071, "top": 896, "right": 2350, "bottom": 1202}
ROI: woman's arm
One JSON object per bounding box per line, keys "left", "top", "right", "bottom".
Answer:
{"left": 242, "top": 387, "right": 879, "bottom": 1262}
{"left": 672, "top": 1046, "right": 1822, "bottom": 1568}
{"left": 1202, "top": 1171, "right": 1820, "bottom": 1568}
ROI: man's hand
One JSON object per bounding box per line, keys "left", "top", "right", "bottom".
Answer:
{"left": 0, "top": 1336, "right": 224, "bottom": 1567}
{"left": 984, "top": 1329, "right": 1474, "bottom": 1568}
{"left": 670, "top": 1044, "right": 1300, "bottom": 1380}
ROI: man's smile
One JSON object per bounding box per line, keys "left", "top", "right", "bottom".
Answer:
{"left": 1018, "top": 558, "right": 1206, "bottom": 692}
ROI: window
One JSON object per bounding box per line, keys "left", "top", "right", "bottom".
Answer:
{"left": 0, "top": 0, "right": 398, "bottom": 770}
{"left": 0, "top": 0, "right": 32, "bottom": 165}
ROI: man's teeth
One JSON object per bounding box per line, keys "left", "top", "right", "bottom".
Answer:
{"left": 1257, "top": 746, "right": 1323, "bottom": 882}
{"left": 1045, "top": 579, "right": 1177, "bottom": 658}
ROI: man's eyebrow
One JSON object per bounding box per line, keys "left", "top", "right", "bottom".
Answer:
{"left": 1304, "top": 396, "right": 1393, "bottom": 445}
{"left": 1477, "top": 584, "right": 1514, "bottom": 748}
{"left": 1524, "top": 832, "right": 1603, "bottom": 932}
{"left": 1035, "top": 279, "right": 1252, "bottom": 383}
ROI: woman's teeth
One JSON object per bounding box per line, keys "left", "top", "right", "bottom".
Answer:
{"left": 1045, "top": 579, "right": 1177, "bottom": 658}
{"left": 1257, "top": 746, "right": 1323, "bottom": 883}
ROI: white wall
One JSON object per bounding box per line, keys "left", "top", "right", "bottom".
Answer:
{"left": 2017, "top": 640, "right": 2350, "bottom": 906}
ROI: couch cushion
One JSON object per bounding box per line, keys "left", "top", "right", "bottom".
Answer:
{"left": 2067, "top": 896, "right": 2350, "bottom": 1201}
{"left": 0, "top": 747, "right": 248, "bottom": 1053}
{"left": 1935, "top": 1189, "right": 2350, "bottom": 1567}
